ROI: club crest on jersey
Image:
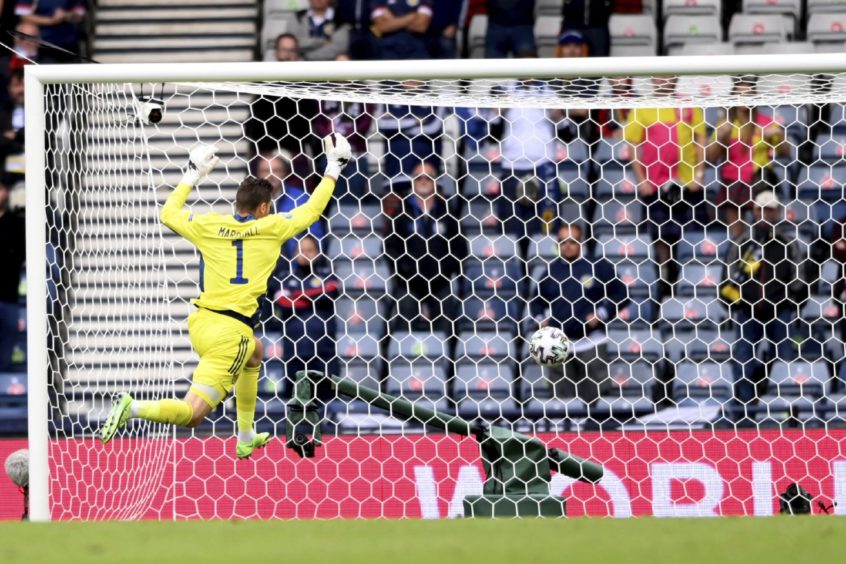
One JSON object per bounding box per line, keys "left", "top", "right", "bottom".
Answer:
{"left": 581, "top": 275, "right": 594, "bottom": 288}
{"left": 310, "top": 276, "right": 322, "bottom": 288}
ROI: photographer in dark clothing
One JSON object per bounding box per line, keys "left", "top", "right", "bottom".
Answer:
{"left": 719, "top": 190, "right": 807, "bottom": 415}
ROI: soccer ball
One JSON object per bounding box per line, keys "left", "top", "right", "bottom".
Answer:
{"left": 528, "top": 326, "right": 572, "bottom": 367}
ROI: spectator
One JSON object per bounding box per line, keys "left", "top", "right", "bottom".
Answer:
{"left": 719, "top": 190, "right": 807, "bottom": 421}
{"left": 1, "top": 68, "right": 26, "bottom": 187}
{"left": 312, "top": 99, "right": 374, "bottom": 198}
{"left": 554, "top": 31, "right": 597, "bottom": 145}
{"left": 376, "top": 80, "right": 445, "bottom": 183}
{"left": 706, "top": 77, "right": 788, "bottom": 239}
{"left": 0, "top": 179, "right": 25, "bottom": 372}
{"left": 829, "top": 213, "right": 846, "bottom": 353}
{"left": 10, "top": 22, "right": 40, "bottom": 70}
{"left": 384, "top": 160, "right": 467, "bottom": 332}
{"left": 561, "top": 0, "right": 611, "bottom": 57}
{"left": 485, "top": 0, "right": 535, "bottom": 58}
{"left": 270, "top": 235, "right": 339, "bottom": 401}
{"left": 371, "top": 0, "right": 432, "bottom": 60}
{"left": 245, "top": 34, "right": 320, "bottom": 170}
{"left": 16, "top": 0, "right": 85, "bottom": 63}
{"left": 425, "top": 0, "right": 462, "bottom": 58}
{"left": 624, "top": 76, "right": 709, "bottom": 297}
{"left": 493, "top": 69, "right": 562, "bottom": 256}
{"left": 530, "top": 223, "right": 628, "bottom": 406}
{"left": 254, "top": 151, "right": 326, "bottom": 254}
{"left": 293, "top": 0, "right": 351, "bottom": 61}
{"left": 336, "top": 0, "right": 380, "bottom": 60}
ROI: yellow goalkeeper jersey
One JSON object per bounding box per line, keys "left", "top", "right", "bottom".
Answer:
{"left": 160, "top": 177, "right": 336, "bottom": 321}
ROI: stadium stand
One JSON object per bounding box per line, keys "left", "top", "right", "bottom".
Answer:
{"left": 9, "top": 0, "right": 846, "bottom": 442}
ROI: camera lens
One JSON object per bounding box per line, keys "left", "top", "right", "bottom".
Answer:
{"left": 148, "top": 108, "right": 163, "bottom": 124}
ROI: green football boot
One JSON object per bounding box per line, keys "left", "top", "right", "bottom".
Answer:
{"left": 236, "top": 432, "right": 271, "bottom": 459}
{"left": 100, "top": 393, "right": 133, "bottom": 445}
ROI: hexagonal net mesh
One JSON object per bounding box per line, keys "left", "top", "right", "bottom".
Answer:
{"left": 39, "top": 71, "right": 846, "bottom": 520}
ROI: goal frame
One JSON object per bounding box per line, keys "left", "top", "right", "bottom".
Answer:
{"left": 24, "top": 53, "right": 846, "bottom": 522}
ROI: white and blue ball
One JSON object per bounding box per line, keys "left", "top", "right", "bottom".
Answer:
{"left": 528, "top": 326, "right": 573, "bottom": 367}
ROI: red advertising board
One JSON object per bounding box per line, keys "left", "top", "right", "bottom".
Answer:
{"left": 2, "top": 429, "right": 845, "bottom": 520}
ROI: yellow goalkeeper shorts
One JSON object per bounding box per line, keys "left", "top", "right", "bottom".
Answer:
{"left": 187, "top": 308, "right": 255, "bottom": 407}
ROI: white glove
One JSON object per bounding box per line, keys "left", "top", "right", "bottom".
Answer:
{"left": 322, "top": 133, "right": 352, "bottom": 180}
{"left": 181, "top": 145, "right": 219, "bottom": 187}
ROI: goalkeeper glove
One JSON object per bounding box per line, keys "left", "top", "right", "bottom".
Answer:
{"left": 323, "top": 133, "right": 352, "bottom": 180}
{"left": 181, "top": 145, "right": 219, "bottom": 187}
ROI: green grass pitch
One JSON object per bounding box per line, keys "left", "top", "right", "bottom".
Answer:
{"left": 0, "top": 517, "right": 843, "bottom": 563}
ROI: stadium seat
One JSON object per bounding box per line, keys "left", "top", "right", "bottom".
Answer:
{"left": 743, "top": 0, "right": 800, "bottom": 34}
{"left": 609, "top": 298, "right": 656, "bottom": 329}
{"left": 333, "top": 259, "right": 390, "bottom": 296}
{"left": 593, "top": 138, "right": 635, "bottom": 167}
{"left": 461, "top": 257, "right": 521, "bottom": 298}
{"left": 0, "top": 372, "right": 27, "bottom": 434}
{"left": 664, "top": 329, "right": 735, "bottom": 362}
{"left": 675, "top": 229, "right": 729, "bottom": 264}
{"left": 675, "top": 74, "right": 733, "bottom": 99}
{"left": 460, "top": 199, "right": 499, "bottom": 235}
{"left": 729, "top": 14, "right": 790, "bottom": 46}
{"left": 329, "top": 203, "right": 381, "bottom": 236}
{"left": 800, "top": 295, "right": 841, "bottom": 325}
{"left": 337, "top": 333, "right": 380, "bottom": 363}
{"left": 615, "top": 259, "right": 658, "bottom": 299}
{"left": 678, "top": 42, "right": 734, "bottom": 56}
{"left": 535, "top": 16, "right": 561, "bottom": 58}
{"left": 335, "top": 297, "right": 387, "bottom": 336}
{"left": 559, "top": 167, "right": 590, "bottom": 199}
{"left": 468, "top": 234, "right": 518, "bottom": 260}
{"left": 660, "top": 297, "right": 727, "bottom": 331}
{"left": 818, "top": 259, "right": 840, "bottom": 295}
{"left": 664, "top": 15, "right": 722, "bottom": 55}
{"left": 673, "top": 361, "right": 734, "bottom": 406}
{"left": 387, "top": 331, "right": 448, "bottom": 360}
{"left": 536, "top": 0, "right": 564, "bottom": 16}
{"left": 676, "top": 263, "right": 721, "bottom": 298}
{"left": 458, "top": 295, "right": 518, "bottom": 332}
{"left": 593, "top": 360, "right": 656, "bottom": 420}
{"left": 327, "top": 234, "right": 382, "bottom": 261}
{"left": 807, "top": 13, "right": 846, "bottom": 44}
{"left": 796, "top": 164, "right": 846, "bottom": 202}
{"left": 737, "top": 41, "right": 814, "bottom": 54}
{"left": 609, "top": 14, "right": 658, "bottom": 48}
{"left": 663, "top": 0, "right": 721, "bottom": 21}
{"left": 759, "top": 361, "right": 829, "bottom": 416}
{"left": 814, "top": 132, "right": 846, "bottom": 164}
{"left": 596, "top": 233, "right": 652, "bottom": 262}
{"left": 519, "top": 362, "right": 588, "bottom": 421}
{"left": 386, "top": 362, "right": 449, "bottom": 412}
{"left": 593, "top": 168, "right": 639, "bottom": 200}
{"left": 609, "top": 44, "right": 658, "bottom": 57}
{"left": 808, "top": 0, "right": 846, "bottom": 14}
{"left": 454, "top": 363, "right": 517, "bottom": 418}
{"left": 526, "top": 234, "right": 559, "bottom": 266}
{"left": 591, "top": 199, "right": 642, "bottom": 236}
{"left": 468, "top": 15, "right": 488, "bottom": 59}
{"left": 456, "top": 330, "right": 517, "bottom": 363}
{"left": 812, "top": 200, "right": 846, "bottom": 239}
{"left": 606, "top": 329, "right": 664, "bottom": 362}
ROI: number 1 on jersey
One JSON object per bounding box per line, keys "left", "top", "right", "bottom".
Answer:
{"left": 230, "top": 240, "right": 249, "bottom": 284}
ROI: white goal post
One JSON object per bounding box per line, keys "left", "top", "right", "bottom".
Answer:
{"left": 24, "top": 54, "right": 846, "bottom": 522}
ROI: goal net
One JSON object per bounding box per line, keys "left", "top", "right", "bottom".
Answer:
{"left": 25, "top": 58, "right": 846, "bottom": 520}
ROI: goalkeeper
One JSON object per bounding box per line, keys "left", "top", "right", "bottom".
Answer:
{"left": 100, "top": 133, "right": 352, "bottom": 459}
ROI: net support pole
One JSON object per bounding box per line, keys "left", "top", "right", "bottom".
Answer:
{"left": 24, "top": 67, "right": 50, "bottom": 522}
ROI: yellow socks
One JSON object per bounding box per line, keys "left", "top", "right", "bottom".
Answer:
{"left": 236, "top": 364, "right": 260, "bottom": 443}
{"left": 132, "top": 399, "right": 193, "bottom": 426}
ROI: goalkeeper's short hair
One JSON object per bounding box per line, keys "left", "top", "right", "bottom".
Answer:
{"left": 236, "top": 177, "right": 273, "bottom": 212}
